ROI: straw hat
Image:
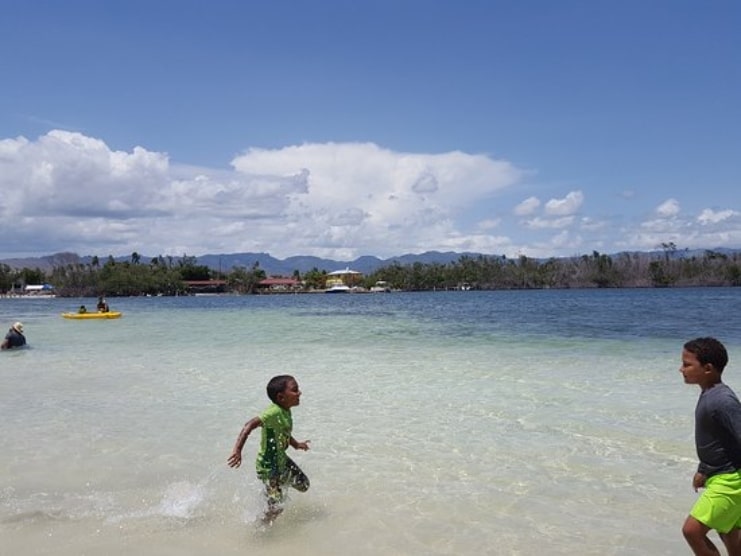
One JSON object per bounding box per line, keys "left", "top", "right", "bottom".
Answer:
{"left": 12, "top": 322, "right": 24, "bottom": 333}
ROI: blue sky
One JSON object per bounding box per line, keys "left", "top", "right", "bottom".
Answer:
{"left": 1, "top": 0, "right": 739, "bottom": 262}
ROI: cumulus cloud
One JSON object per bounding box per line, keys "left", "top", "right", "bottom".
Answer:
{"left": 230, "top": 142, "right": 523, "bottom": 257}
{"left": 544, "top": 190, "right": 584, "bottom": 216}
{"left": 656, "top": 198, "right": 680, "bottom": 218}
{"left": 0, "top": 132, "right": 525, "bottom": 259}
{"left": 616, "top": 202, "right": 741, "bottom": 253}
{"left": 3, "top": 130, "right": 739, "bottom": 262}
{"left": 698, "top": 208, "right": 737, "bottom": 225}
{"left": 514, "top": 196, "right": 540, "bottom": 216}
{"left": 511, "top": 192, "right": 583, "bottom": 253}
{"left": 1, "top": 131, "right": 169, "bottom": 219}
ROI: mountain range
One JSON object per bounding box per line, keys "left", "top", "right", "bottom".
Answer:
{"left": 3, "top": 247, "right": 738, "bottom": 277}
{"left": 0, "top": 250, "right": 485, "bottom": 276}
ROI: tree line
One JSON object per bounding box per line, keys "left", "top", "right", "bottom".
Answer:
{"left": 362, "top": 248, "right": 741, "bottom": 291}
{"left": 2, "top": 245, "right": 740, "bottom": 297}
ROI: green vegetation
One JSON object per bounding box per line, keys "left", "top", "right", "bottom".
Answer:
{"left": 1, "top": 247, "right": 740, "bottom": 297}
{"left": 361, "top": 249, "right": 741, "bottom": 291}
{"left": 1, "top": 253, "right": 264, "bottom": 297}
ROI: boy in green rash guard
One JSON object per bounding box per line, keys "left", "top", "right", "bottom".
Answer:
{"left": 228, "top": 375, "right": 310, "bottom": 522}
{"left": 680, "top": 337, "right": 741, "bottom": 555}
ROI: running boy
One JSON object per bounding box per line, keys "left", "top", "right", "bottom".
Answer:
{"left": 680, "top": 337, "right": 741, "bottom": 555}
{"left": 228, "top": 375, "right": 310, "bottom": 521}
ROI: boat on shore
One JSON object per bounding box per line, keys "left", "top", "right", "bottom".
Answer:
{"left": 61, "top": 311, "right": 122, "bottom": 320}
{"left": 324, "top": 273, "right": 353, "bottom": 293}
{"left": 370, "top": 281, "right": 391, "bottom": 293}
{"left": 324, "top": 267, "right": 362, "bottom": 293}
{"left": 325, "top": 284, "right": 351, "bottom": 293}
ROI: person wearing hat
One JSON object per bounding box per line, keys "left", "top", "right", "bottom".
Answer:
{"left": 1, "top": 322, "right": 26, "bottom": 350}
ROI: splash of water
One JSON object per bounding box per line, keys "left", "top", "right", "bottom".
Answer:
{"left": 157, "top": 481, "right": 206, "bottom": 519}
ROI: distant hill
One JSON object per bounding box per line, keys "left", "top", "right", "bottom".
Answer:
{"left": 0, "top": 250, "right": 484, "bottom": 276}
{"left": 3, "top": 247, "right": 739, "bottom": 276}
{"left": 196, "top": 250, "right": 476, "bottom": 275}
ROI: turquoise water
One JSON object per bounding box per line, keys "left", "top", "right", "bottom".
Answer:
{"left": 2, "top": 288, "right": 741, "bottom": 555}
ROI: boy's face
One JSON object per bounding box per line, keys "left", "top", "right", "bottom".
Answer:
{"left": 276, "top": 379, "right": 301, "bottom": 409}
{"left": 680, "top": 348, "right": 713, "bottom": 386}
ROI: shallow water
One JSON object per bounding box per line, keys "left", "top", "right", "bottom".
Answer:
{"left": 2, "top": 288, "right": 741, "bottom": 555}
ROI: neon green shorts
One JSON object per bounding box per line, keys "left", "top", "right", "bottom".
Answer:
{"left": 691, "top": 471, "right": 741, "bottom": 533}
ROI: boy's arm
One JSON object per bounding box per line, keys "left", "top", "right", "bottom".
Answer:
{"left": 716, "top": 397, "right": 741, "bottom": 448}
{"left": 692, "top": 472, "right": 706, "bottom": 491}
{"left": 289, "top": 436, "right": 311, "bottom": 451}
{"left": 227, "top": 417, "right": 262, "bottom": 468}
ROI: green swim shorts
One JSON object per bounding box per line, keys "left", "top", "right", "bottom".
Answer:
{"left": 259, "top": 457, "right": 310, "bottom": 507}
{"left": 691, "top": 471, "right": 741, "bottom": 533}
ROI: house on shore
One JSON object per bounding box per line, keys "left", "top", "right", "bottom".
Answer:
{"left": 325, "top": 267, "right": 363, "bottom": 292}
{"left": 256, "top": 278, "right": 303, "bottom": 293}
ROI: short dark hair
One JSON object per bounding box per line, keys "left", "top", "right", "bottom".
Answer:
{"left": 684, "top": 337, "right": 729, "bottom": 374}
{"left": 266, "top": 375, "right": 295, "bottom": 403}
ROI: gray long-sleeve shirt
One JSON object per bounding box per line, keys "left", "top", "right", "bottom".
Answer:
{"left": 695, "top": 383, "right": 741, "bottom": 477}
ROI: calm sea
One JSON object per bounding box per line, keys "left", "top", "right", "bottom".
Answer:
{"left": 2, "top": 288, "right": 741, "bottom": 555}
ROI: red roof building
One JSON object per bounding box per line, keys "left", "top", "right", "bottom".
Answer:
{"left": 256, "top": 278, "right": 302, "bottom": 292}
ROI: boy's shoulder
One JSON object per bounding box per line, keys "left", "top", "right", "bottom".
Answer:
{"left": 704, "top": 383, "right": 741, "bottom": 405}
{"left": 260, "top": 403, "right": 290, "bottom": 418}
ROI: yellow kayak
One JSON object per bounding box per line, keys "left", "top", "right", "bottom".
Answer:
{"left": 61, "top": 311, "right": 122, "bottom": 320}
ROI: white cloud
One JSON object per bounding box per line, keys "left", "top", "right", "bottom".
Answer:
{"left": 2, "top": 130, "right": 740, "bottom": 263}
{"left": 656, "top": 198, "right": 680, "bottom": 218}
{"left": 477, "top": 218, "right": 501, "bottom": 230}
{"left": 698, "top": 208, "right": 737, "bottom": 225}
{"left": 580, "top": 217, "right": 607, "bottom": 231}
{"left": 544, "top": 190, "right": 584, "bottom": 216}
{"left": 514, "top": 196, "right": 540, "bottom": 216}
{"left": 523, "top": 216, "right": 575, "bottom": 230}
{"left": 0, "top": 132, "right": 525, "bottom": 259}
{"left": 229, "top": 142, "right": 523, "bottom": 257}
{"left": 514, "top": 230, "right": 584, "bottom": 259}
{"left": 550, "top": 230, "right": 582, "bottom": 250}
{"left": 618, "top": 205, "right": 741, "bottom": 253}
{"left": 1, "top": 130, "right": 170, "bottom": 219}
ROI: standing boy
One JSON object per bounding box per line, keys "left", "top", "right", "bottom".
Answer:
{"left": 228, "top": 375, "right": 310, "bottom": 522}
{"left": 681, "top": 337, "right": 741, "bottom": 555}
